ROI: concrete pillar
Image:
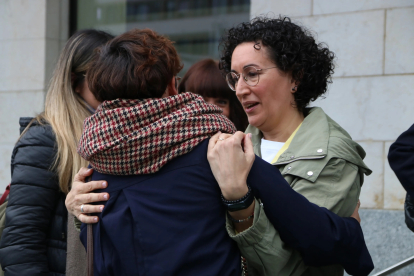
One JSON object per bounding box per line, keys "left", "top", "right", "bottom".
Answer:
{"left": 0, "top": 0, "right": 69, "bottom": 191}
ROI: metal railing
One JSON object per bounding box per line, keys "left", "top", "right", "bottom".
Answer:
{"left": 372, "top": 255, "right": 414, "bottom": 276}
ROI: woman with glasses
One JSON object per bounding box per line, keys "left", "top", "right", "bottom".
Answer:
{"left": 207, "top": 16, "right": 372, "bottom": 275}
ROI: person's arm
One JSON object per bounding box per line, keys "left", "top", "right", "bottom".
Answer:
{"left": 227, "top": 159, "right": 364, "bottom": 276}
{"left": 208, "top": 132, "right": 373, "bottom": 276}
{"left": 0, "top": 126, "right": 59, "bottom": 275}
{"left": 388, "top": 123, "right": 414, "bottom": 196}
{"left": 249, "top": 158, "right": 371, "bottom": 275}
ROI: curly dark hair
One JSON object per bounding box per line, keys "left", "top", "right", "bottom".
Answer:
{"left": 220, "top": 16, "right": 335, "bottom": 113}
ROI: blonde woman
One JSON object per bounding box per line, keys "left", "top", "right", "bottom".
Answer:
{"left": 0, "top": 29, "right": 113, "bottom": 276}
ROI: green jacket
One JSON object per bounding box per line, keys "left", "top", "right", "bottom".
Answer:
{"left": 226, "top": 107, "right": 372, "bottom": 276}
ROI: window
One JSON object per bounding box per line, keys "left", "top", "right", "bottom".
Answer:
{"left": 73, "top": 0, "right": 250, "bottom": 75}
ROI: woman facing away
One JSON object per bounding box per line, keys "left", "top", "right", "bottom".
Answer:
{"left": 76, "top": 28, "right": 242, "bottom": 275}
{"left": 66, "top": 22, "right": 373, "bottom": 275}
{"left": 178, "top": 58, "right": 248, "bottom": 131}
{"left": 207, "top": 16, "right": 373, "bottom": 275}
{"left": 0, "top": 29, "right": 113, "bottom": 275}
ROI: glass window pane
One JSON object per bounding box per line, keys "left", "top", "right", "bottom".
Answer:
{"left": 76, "top": 0, "right": 250, "bottom": 75}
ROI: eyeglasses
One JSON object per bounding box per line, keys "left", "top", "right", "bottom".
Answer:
{"left": 226, "top": 66, "right": 277, "bottom": 91}
{"left": 175, "top": 76, "right": 181, "bottom": 90}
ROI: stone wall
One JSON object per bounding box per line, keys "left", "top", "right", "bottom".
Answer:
{"left": 251, "top": 0, "right": 414, "bottom": 210}
{"left": 0, "top": 0, "right": 69, "bottom": 191}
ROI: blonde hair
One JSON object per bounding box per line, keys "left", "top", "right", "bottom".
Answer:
{"left": 33, "top": 30, "right": 113, "bottom": 194}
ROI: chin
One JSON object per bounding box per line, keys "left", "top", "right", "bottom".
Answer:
{"left": 247, "top": 117, "right": 262, "bottom": 128}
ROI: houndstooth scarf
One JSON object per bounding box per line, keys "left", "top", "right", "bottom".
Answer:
{"left": 77, "top": 92, "right": 236, "bottom": 175}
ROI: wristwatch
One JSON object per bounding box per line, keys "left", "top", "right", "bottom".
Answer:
{"left": 221, "top": 186, "right": 254, "bottom": 212}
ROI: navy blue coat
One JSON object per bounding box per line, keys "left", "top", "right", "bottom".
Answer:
{"left": 81, "top": 139, "right": 373, "bottom": 275}
{"left": 388, "top": 123, "right": 414, "bottom": 196}
{"left": 80, "top": 140, "right": 241, "bottom": 276}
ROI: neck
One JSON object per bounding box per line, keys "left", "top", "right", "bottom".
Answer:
{"left": 261, "top": 109, "right": 304, "bottom": 142}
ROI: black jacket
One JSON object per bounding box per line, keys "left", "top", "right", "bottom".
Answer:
{"left": 0, "top": 118, "right": 67, "bottom": 276}
{"left": 388, "top": 123, "right": 414, "bottom": 196}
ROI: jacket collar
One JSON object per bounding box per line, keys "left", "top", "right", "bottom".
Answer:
{"left": 274, "top": 107, "right": 329, "bottom": 165}
{"left": 246, "top": 107, "right": 371, "bottom": 175}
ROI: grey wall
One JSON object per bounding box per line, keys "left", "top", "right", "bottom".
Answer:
{"left": 251, "top": 0, "right": 414, "bottom": 210}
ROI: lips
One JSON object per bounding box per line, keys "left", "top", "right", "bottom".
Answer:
{"left": 243, "top": 101, "right": 259, "bottom": 113}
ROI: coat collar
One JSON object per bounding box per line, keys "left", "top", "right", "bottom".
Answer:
{"left": 246, "top": 107, "right": 371, "bottom": 181}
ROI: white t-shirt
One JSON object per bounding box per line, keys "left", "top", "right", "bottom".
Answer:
{"left": 261, "top": 138, "right": 285, "bottom": 164}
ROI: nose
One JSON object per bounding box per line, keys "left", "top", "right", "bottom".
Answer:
{"left": 235, "top": 79, "right": 251, "bottom": 99}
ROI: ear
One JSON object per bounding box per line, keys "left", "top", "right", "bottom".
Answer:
{"left": 290, "top": 78, "right": 300, "bottom": 94}
{"left": 162, "top": 77, "right": 178, "bottom": 98}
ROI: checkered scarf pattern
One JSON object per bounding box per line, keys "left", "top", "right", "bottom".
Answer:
{"left": 77, "top": 92, "right": 236, "bottom": 175}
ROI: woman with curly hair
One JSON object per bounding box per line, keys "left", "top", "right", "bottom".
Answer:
{"left": 178, "top": 59, "right": 248, "bottom": 131}
{"left": 207, "top": 16, "right": 372, "bottom": 275}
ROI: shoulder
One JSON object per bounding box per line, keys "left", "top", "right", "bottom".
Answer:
{"left": 12, "top": 117, "right": 57, "bottom": 171}
{"left": 390, "top": 123, "right": 414, "bottom": 151}
{"left": 16, "top": 117, "right": 55, "bottom": 149}
{"left": 323, "top": 112, "right": 371, "bottom": 175}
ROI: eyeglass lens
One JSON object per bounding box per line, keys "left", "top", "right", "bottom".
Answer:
{"left": 226, "top": 66, "right": 260, "bottom": 91}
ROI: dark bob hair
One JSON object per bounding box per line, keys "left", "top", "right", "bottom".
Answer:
{"left": 88, "top": 28, "right": 183, "bottom": 101}
{"left": 178, "top": 59, "right": 248, "bottom": 131}
{"left": 220, "top": 16, "right": 335, "bottom": 113}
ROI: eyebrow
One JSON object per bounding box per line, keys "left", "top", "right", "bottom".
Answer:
{"left": 231, "top": 63, "right": 260, "bottom": 73}
{"left": 243, "top": 63, "right": 259, "bottom": 69}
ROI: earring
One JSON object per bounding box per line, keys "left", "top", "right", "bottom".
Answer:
{"left": 291, "top": 86, "right": 297, "bottom": 92}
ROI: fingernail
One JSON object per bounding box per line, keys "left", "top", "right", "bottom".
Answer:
{"left": 248, "top": 133, "right": 252, "bottom": 138}
{"left": 93, "top": 217, "right": 98, "bottom": 222}
{"left": 102, "top": 181, "right": 107, "bottom": 188}
{"left": 103, "top": 194, "right": 108, "bottom": 200}
{"left": 218, "top": 131, "right": 222, "bottom": 134}
{"left": 99, "top": 206, "right": 103, "bottom": 211}
{"left": 87, "top": 168, "right": 92, "bottom": 172}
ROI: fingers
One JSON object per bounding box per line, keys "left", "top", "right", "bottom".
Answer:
{"left": 73, "top": 167, "right": 93, "bottom": 182}
{"left": 231, "top": 131, "right": 245, "bottom": 146}
{"left": 243, "top": 133, "right": 255, "bottom": 160}
{"left": 217, "top": 133, "right": 233, "bottom": 141}
{"left": 75, "top": 180, "right": 108, "bottom": 194}
{"left": 78, "top": 203, "right": 104, "bottom": 214}
{"left": 74, "top": 199, "right": 108, "bottom": 224}
{"left": 79, "top": 213, "right": 99, "bottom": 224}
{"left": 75, "top": 192, "right": 109, "bottom": 205}
{"left": 208, "top": 131, "right": 221, "bottom": 152}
